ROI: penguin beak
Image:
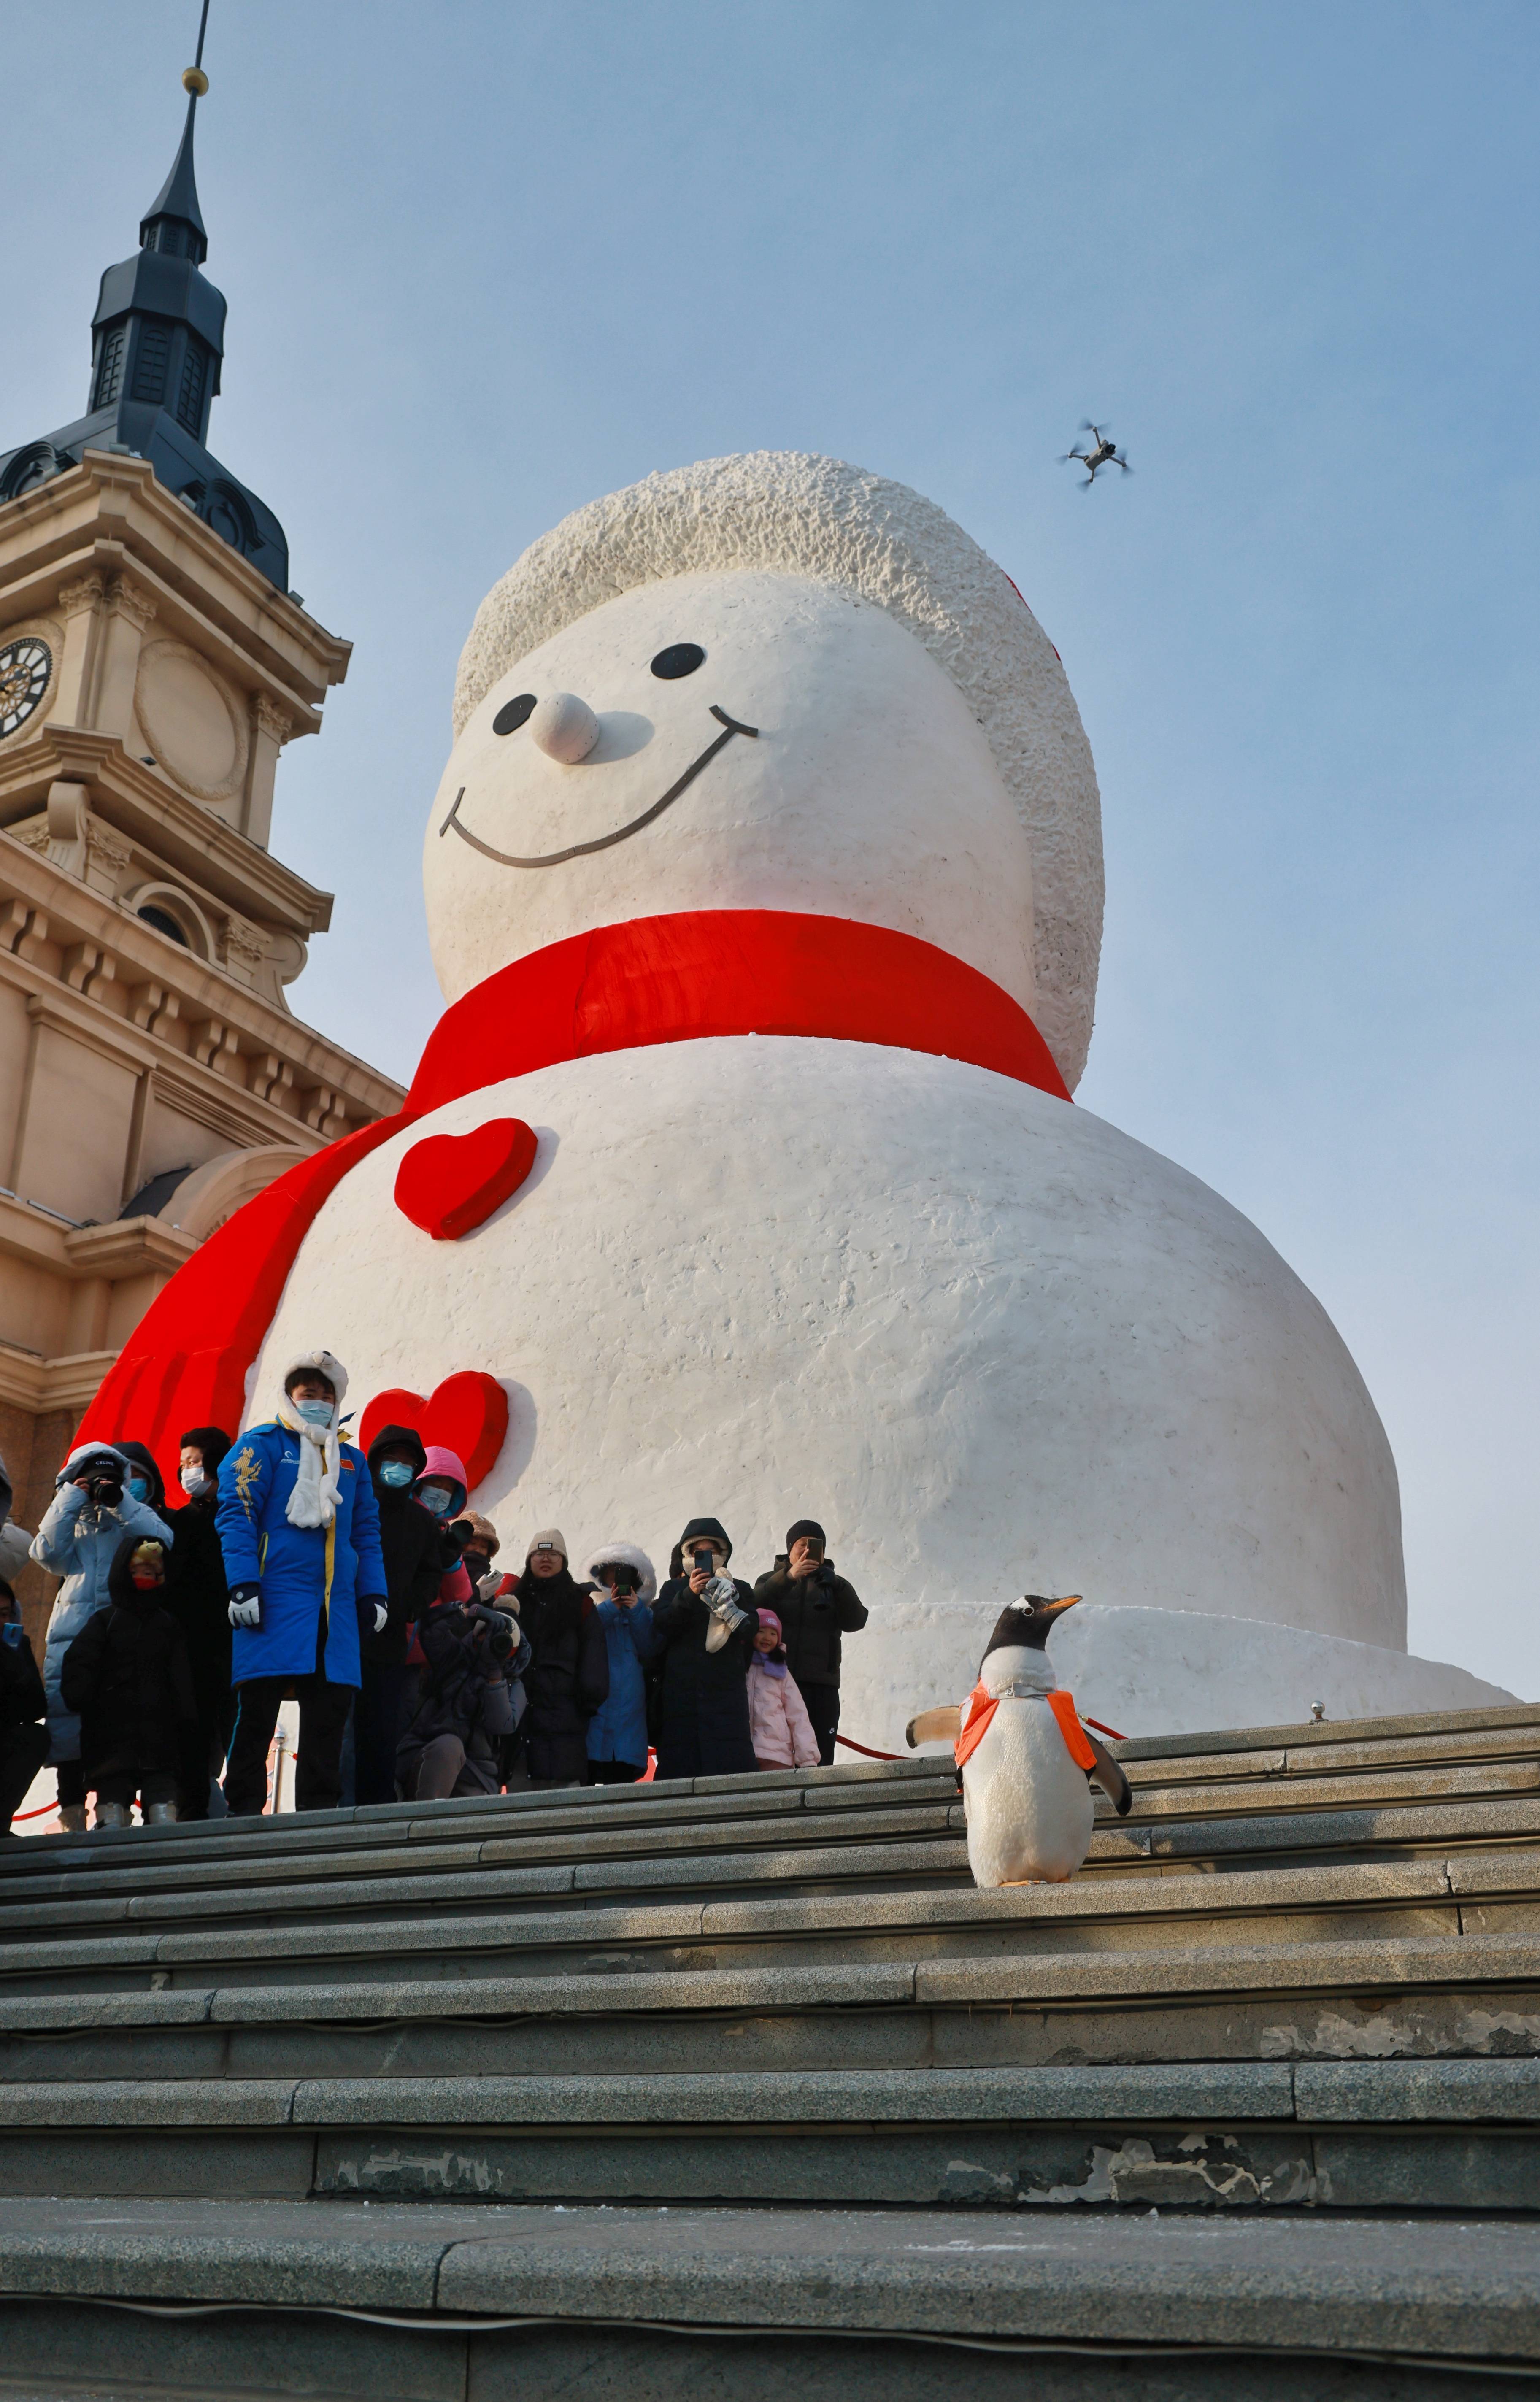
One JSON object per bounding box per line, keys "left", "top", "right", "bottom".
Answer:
{"left": 1037, "top": 1594, "right": 1082, "bottom": 1622}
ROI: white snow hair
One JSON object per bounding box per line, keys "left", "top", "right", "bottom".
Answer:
{"left": 585, "top": 1542, "right": 658, "bottom": 1608}
{"left": 454, "top": 452, "right": 1103, "bottom": 1089}
{"left": 281, "top": 1351, "right": 349, "bottom": 1407}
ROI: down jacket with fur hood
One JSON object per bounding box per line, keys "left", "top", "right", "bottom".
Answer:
{"left": 32, "top": 1445, "right": 174, "bottom": 1763}
{"left": 584, "top": 1543, "right": 657, "bottom": 1771}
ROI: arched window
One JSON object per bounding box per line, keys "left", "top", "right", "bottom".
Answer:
{"left": 138, "top": 903, "right": 189, "bottom": 947}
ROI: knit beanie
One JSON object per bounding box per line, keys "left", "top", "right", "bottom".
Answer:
{"left": 786, "top": 1519, "right": 826, "bottom": 1552}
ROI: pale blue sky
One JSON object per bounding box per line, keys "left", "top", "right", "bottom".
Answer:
{"left": 9, "top": 2, "right": 1538, "bottom": 1689}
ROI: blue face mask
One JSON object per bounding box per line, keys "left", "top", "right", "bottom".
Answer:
{"left": 293, "top": 1399, "right": 332, "bottom": 1428}
{"left": 416, "top": 1482, "right": 453, "bottom": 1516}
{"left": 125, "top": 1473, "right": 149, "bottom": 1503}
{"left": 379, "top": 1461, "right": 414, "bottom": 1489}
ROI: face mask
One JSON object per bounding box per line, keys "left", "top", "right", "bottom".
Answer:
{"left": 130, "top": 1570, "right": 163, "bottom": 1591}
{"left": 293, "top": 1399, "right": 332, "bottom": 1428}
{"left": 125, "top": 1473, "right": 149, "bottom": 1503}
{"left": 463, "top": 1553, "right": 489, "bottom": 1583}
{"left": 417, "top": 1483, "right": 453, "bottom": 1516}
{"left": 180, "top": 1470, "right": 208, "bottom": 1499}
{"left": 378, "top": 1462, "right": 414, "bottom": 1489}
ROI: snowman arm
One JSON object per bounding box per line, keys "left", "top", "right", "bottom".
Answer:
{"left": 1084, "top": 1730, "right": 1132, "bottom": 1816}
{"left": 905, "top": 1704, "right": 962, "bottom": 1750}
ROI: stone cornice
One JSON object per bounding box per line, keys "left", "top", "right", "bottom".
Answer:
{"left": 0, "top": 454, "right": 350, "bottom": 711}
{"left": 63, "top": 1217, "right": 199, "bottom": 1279}
{"left": 0, "top": 835, "right": 405, "bottom": 1125}
{"left": 0, "top": 1339, "right": 118, "bottom": 1416}
{"left": 0, "top": 726, "right": 335, "bottom": 939}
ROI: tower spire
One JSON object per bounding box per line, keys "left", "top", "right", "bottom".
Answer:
{"left": 140, "top": 0, "right": 213, "bottom": 264}
{"left": 0, "top": 0, "right": 289, "bottom": 592}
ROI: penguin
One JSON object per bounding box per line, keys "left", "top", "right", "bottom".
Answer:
{"left": 906, "top": 1595, "right": 1132, "bottom": 1887}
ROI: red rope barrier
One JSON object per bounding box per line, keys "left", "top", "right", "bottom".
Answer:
{"left": 1084, "top": 1716, "right": 1127, "bottom": 1742}
{"left": 11, "top": 1801, "right": 60, "bottom": 1821}
{"left": 835, "top": 1734, "right": 902, "bottom": 1761}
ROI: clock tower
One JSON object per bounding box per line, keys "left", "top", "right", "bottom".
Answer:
{"left": 0, "top": 45, "right": 402, "bottom": 1645}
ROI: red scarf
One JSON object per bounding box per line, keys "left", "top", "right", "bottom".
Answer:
{"left": 956, "top": 1681, "right": 1097, "bottom": 1771}
{"left": 78, "top": 909, "right": 1070, "bottom": 1480}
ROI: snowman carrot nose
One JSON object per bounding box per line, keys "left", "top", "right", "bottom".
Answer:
{"left": 530, "top": 692, "right": 601, "bottom": 763}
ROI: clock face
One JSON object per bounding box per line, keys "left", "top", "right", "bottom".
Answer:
{"left": 0, "top": 636, "right": 51, "bottom": 739}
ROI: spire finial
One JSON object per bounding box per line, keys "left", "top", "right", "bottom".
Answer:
{"left": 182, "top": 0, "right": 211, "bottom": 96}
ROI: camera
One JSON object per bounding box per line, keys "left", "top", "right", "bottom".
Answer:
{"left": 76, "top": 1452, "right": 124, "bottom": 1508}
{"left": 471, "top": 1604, "right": 516, "bottom": 1663}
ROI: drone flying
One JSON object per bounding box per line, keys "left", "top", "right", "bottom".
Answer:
{"left": 1062, "top": 422, "right": 1132, "bottom": 486}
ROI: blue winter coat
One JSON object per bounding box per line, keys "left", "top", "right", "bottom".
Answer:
{"left": 32, "top": 1446, "right": 174, "bottom": 1762}
{"left": 586, "top": 1598, "right": 656, "bottom": 1767}
{"left": 216, "top": 1423, "right": 387, "bottom": 1689}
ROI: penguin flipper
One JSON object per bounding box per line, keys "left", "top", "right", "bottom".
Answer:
{"left": 1085, "top": 1729, "right": 1133, "bottom": 1816}
{"left": 906, "top": 1704, "right": 963, "bottom": 1751}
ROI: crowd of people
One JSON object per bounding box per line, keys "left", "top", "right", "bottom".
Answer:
{"left": 0, "top": 1348, "right": 869, "bottom": 1835}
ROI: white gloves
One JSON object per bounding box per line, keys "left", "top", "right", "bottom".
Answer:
{"left": 371, "top": 1603, "right": 388, "bottom": 1635}
{"left": 702, "top": 1574, "right": 749, "bottom": 1632}
{"left": 228, "top": 1589, "right": 261, "bottom": 1629}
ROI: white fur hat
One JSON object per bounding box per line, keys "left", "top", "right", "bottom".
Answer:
{"left": 584, "top": 1542, "right": 658, "bottom": 1608}
{"left": 281, "top": 1351, "right": 348, "bottom": 1406}
{"left": 453, "top": 451, "right": 1103, "bottom": 1089}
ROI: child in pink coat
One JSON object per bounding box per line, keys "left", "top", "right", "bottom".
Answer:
{"left": 747, "top": 1608, "right": 820, "bottom": 1770}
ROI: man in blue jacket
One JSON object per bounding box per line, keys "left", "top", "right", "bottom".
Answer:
{"left": 216, "top": 1350, "right": 388, "bottom": 1816}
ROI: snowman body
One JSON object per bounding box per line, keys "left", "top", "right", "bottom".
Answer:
{"left": 960, "top": 1650, "right": 1095, "bottom": 1887}
{"left": 246, "top": 1028, "right": 1404, "bottom": 1749}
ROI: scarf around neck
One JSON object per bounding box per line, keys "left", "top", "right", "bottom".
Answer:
{"left": 276, "top": 1397, "right": 341, "bottom": 1530}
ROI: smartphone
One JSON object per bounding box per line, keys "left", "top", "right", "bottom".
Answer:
{"left": 693, "top": 1547, "right": 714, "bottom": 1575}
{"left": 611, "top": 1567, "right": 639, "bottom": 1597}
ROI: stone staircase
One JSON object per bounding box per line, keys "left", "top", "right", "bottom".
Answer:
{"left": 1, "top": 1702, "right": 1539, "bottom": 2398}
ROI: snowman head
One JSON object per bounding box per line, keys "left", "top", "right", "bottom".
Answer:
{"left": 428, "top": 453, "right": 1102, "bottom": 1088}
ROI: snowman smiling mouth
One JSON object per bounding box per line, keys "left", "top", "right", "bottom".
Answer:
{"left": 440, "top": 702, "right": 759, "bottom": 870}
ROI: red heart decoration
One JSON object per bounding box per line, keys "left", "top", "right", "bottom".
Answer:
{"left": 394, "top": 1117, "right": 538, "bottom": 1242}
{"left": 358, "top": 1372, "right": 509, "bottom": 1492}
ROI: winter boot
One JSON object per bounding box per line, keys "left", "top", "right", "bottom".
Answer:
{"left": 58, "top": 1802, "right": 87, "bottom": 1833}
{"left": 143, "top": 1801, "right": 178, "bottom": 1826}
{"left": 92, "top": 1802, "right": 130, "bottom": 1830}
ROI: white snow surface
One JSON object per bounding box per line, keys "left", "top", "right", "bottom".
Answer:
{"left": 247, "top": 1035, "right": 1422, "bottom": 1756}
{"left": 449, "top": 453, "right": 1102, "bottom": 1089}
{"left": 1035, "top": 1604, "right": 1519, "bottom": 1743}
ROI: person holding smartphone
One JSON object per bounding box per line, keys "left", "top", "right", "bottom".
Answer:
{"left": 752, "top": 1519, "right": 868, "bottom": 1766}
{"left": 650, "top": 1517, "right": 759, "bottom": 1781}
{"left": 584, "top": 1543, "right": 658, "bottom": 1784}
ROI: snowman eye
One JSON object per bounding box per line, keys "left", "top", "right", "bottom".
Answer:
{"left": 650, "top": 643, "right": 705, "bottom": 681}
{"left": 493, "top": 693, "right": 537, "bottom": 735}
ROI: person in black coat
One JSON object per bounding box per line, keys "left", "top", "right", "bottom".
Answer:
{"left": 0, "top": 1579, "right": 48, "bottom": 1837}
{"left": 396, "top": 1591, "right": 530, "bottom": 1800}
{"left": 360, "top": 1423, "right": 447, "bottom": 1805}
{"left": 58, "top": 1534, "right": 196, "bottom": 1827}
{"left": 651, "top": 1516, "right": 759, "bottom": 1781}
{"left": 143, "top": 1427, "right": 234, "bottom": 1819}
{"left": 752, "top": 1518, "right": 869, "bottom": 1766}
{"left": 511, "top": 1529, "right": 608, "bottom": 1787}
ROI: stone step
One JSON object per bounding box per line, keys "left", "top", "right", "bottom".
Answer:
{"left": 4, "top": 1923, "right": 1538, "bottom": 2075}
{"left": 4, "top": 2057, "right": 1540, "bottom": 2213}
{"left": 2, "top": 2192, "right": 1540, "bottom": 2402}
{"left": 9, "top": 1704, "right": 1540, "bottom": 1897}
{"left": 11, "top": 1835, "right": 1540, "bottom": 1997}
{"left": 9, "top": 1756, "right": 1540, "bottom": 1945}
